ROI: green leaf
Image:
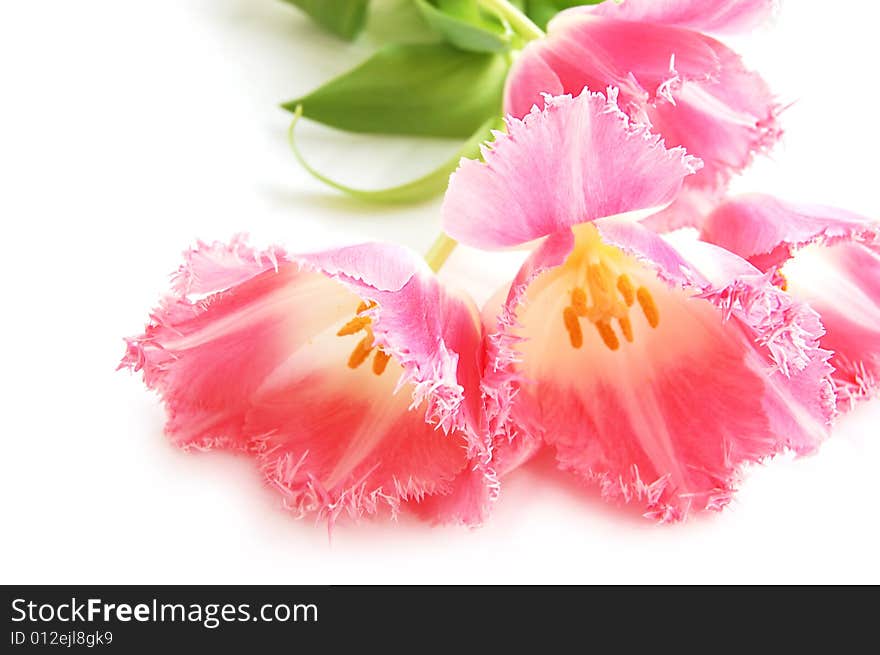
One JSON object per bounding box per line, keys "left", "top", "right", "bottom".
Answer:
{"left": 366, "top": 0, "right": 439, "bottom": 45}
{"left": 280, "top": 0, "right": 370, "bottom": 40}
{"left": 282, "top": 43, "right": 508, "bottom": 138}
{"left": 414, "top": 0, "right": 513, "bottom": 53}
{"left": 288, "top": 107, "right": 504, "bottom": 204}
{"left": 526, "top": 0, "right": 603, "bottom": 30}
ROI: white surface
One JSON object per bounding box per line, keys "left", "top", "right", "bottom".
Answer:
{"left": 2, "top": 0, "right": 879, "bottom": 584}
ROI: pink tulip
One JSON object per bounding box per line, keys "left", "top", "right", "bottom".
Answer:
{"left": 443, "top": 90, "right": 833, "bottom": 521}
{"left": 504, "top": 0, "right": 781, "bottom": 191}
{"left": 121, "top": 236, "right": 493, "bottom": 525}
{"left": 701, "top": 194, "right": 880, "bottom": 411}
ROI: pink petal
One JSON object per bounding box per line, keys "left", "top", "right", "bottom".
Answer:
{"left": 169, "top": 234, "right": 288, "bottom": 297}
{"left": 701, "top": 194, "right": 878, "bottom": 270}
{"left": 443, "top": 89, "right": 699, "bottom": 250}
{"left": 407, "top": 459, "right": 499, "bottom": 527}
{"left": 121, "top": 242, "right": 298, "bottom": 451}
{"left": 701, "top": 194, "right": 880, "bottom": 409}
{"left": 639, "top": 186, "right": 721, "bottom": 232}
{"left": 482, "top": 221, "right": 833, "bottom": 521}
{"left": 646, "top": 62, "right": 782, "bottom": 190}
{"left": 251, "top": 364, "right": 469, "bottom": 523}
{"left": 122, "top": 238, "right": 491, "bottom": 524}
{"left": 503, "top": 13, "right": 780, "bottom": 190}
{"left": 505, "top": 17, "right": 719, "bottom": 120}
{"left": 562, "top": 0, "right": 777, "bottom": 34}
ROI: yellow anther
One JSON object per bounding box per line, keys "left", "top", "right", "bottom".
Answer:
{"left": 571, "top": 287, "right": 588, "bottom": 316}
{"left": 336, "top": 315, "right": 370, "bottom": 336}
{"left": 562, "top": 306, "right": 583, "bottom": 349}
{"left": 594, "top": 320, "right": 620, "bottom": 351}
{"left": 636, "top": 287, "right": 660, "bottom": 328}
{"left": 372, "top": 349, "right": 391, "bottom": 376}
{"left": 347, "top": 335, "right": 374, "bottom": 369}
{"left": 618, "top": 316, "right": 634, "bottom": 343}
{"left": 617, "top": 274, "right": 635, "bottom": 307}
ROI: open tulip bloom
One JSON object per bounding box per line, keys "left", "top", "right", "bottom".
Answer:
{"left": 123, "top": 1, "right": 880, "bottom": 528}
{"left": 443, "top": 89, "right": 834, "bottom": 521}
{"left": 122, "top": 238, "right": 494, "bottom": 526}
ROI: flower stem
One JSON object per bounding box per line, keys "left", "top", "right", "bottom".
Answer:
{"left": 478, "top": 0, "right": 545, "bottom": 42}
{"left": 424, "top": 233, "right": 458, "bottom": 273}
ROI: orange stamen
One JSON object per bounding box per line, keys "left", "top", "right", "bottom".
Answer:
{"left": 347, "top": 335, "right": 374, "bottom": 369}
{"left": 563, "top": 306, "right": 583, "bottom": 349}
{"left": 372, "top": 349, "right": 390, "bottom": 375}
{"left": 617, "top": 274, "right": 635, "bottom": 306}
{"left": 595, "top": 320, "right": 620, "bottom": 351}
{"left": 618, "top": 316, "right": 633, "bottom": 343}
{"left": 337, "top": 315, "right": 370, "bottom": 336}
{"left": 636, "top": 287, "right": 659, "bottom": 328}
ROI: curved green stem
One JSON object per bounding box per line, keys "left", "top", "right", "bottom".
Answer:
{"left": 478, "top": 0, "right": 545, "bottom": 42}
{"left": 424, "top": 233, "right": 458, "bottom": 272}
{"left": 289, "top": 106, "right": 503, "bottom": 205}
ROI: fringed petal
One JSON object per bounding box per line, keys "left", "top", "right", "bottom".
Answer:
{"left": 701, "top": 194, "right": 879, "bottom": 270}
{"left": 701, "top": 194, "right": 880, "bottom": 409}
{"left": 120, "top": 240, "right": 297, "bottom": 451}
{"left": 169, "top": 234, "right": 288, "bottom": 297}
{"left": 443, "top": 89, "right": 698, "bottom": 249}
{"left": 407, "top": 459, "right": 499, "bottom": 527}
{"left": 645, "top": 54, "right": 782, "bottom": 190}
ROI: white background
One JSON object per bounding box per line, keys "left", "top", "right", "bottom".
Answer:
{"left": 2, "top": 0, "right": 879, "bottom": 584}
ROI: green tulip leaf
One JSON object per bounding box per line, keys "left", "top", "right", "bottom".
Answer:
{"left": 414, "top": 0, "right": 513, "bottom": 53}
{"left": 366, "top": 0, "right": 439, "bottom": 45}
{"left": 282, "top": 43, "right": 508, "bottom": 138}
{"left": 280, "top": 0, "right": 370, "bottom": 40}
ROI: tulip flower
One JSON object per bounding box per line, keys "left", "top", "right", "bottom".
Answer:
{"left": 443, "top": 90, "right": 833, "bottom": 521}
{"left": 503, "top": 0, "right": 781, "bottom": 191}
{"left": 121, "top": 236, "right": 492, "bottom": 525}
{"left": 701, "top": 194, "right": 880, "bottom": 411}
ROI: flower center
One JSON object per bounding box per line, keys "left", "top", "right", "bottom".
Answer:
{"left": 336, "top": 300, "right": 391, "bottom": 375}
{"left": 561, "top": 231, "right": 660, "bottom": 351}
